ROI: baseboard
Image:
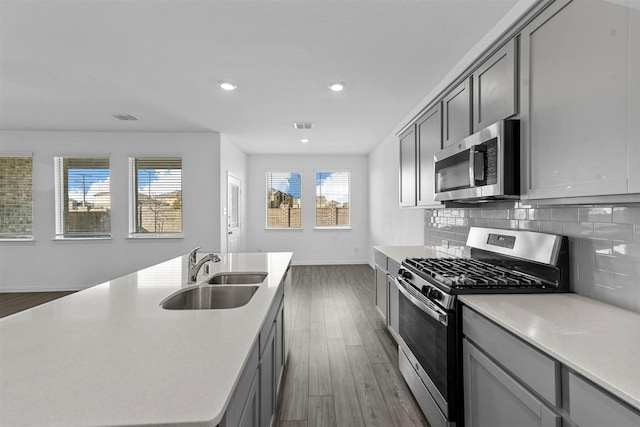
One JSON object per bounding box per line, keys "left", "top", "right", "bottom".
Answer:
{"left": 290, "top": 259, "right": 370, "bottom": 266}
{"left": 0, "top": 284, "right": 87, "bottom": 293}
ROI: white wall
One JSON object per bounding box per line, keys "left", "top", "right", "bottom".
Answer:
{"left": 246, "top": 154, "right": 368, "bottom": 265}
{"left": 220, "top": 134, "right": 248, "bottom": 252}
{"left": 368, "top": 136, "right": 425, "bottom": 262}
{"left": 0, "top": 130, "right": 222, "bottom": 291}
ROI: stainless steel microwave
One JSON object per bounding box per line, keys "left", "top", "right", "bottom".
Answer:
{"left": 434, "top": 119, "right": 519, "bottom": 202}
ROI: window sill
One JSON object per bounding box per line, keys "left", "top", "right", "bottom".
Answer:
{"left": 314, "top": 226, "right": 352, "bottom": 230}
{"left": 127, "top": 233, "right": 184, "bottom": 240}
{"left": 264, "top": 228, "right": 303, "bottom": 231}
{"left": 53, "top": 236, "right": 112, "bottom": 241}
{"left": 0, "top": 237, "right": 34, "bottom": 242}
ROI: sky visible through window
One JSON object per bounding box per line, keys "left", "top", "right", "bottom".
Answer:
{"left": 316, "top": 171, "right": 349, "bottom": 204}
{"left": 269, "top": 172, "right": 301, "bottom": 198}
{"left": 67, "top": 168, "right": 109, "bottom": 203}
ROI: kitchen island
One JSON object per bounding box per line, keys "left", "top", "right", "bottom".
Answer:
{"left": 0, "top": 251, "right": 292, "bottom": 426}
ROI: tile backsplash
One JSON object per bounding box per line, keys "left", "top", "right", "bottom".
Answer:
{"left": 424, "top": 202, "right": 640, "bottom": 313}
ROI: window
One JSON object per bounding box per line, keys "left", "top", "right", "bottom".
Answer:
{"left": 0, "top": 155, "right": 33, "bottom": 239}
{"left": 266, "top": 172, "right": 301, "bottom": 228}
{"left": 54, "top": 157, "right": 110, "bottom": 238}
{"left": 316, "top": 171, "right": 350, "bottom": 227}
{"left": 129, "top": 157, "right": 182, "bottom": 236}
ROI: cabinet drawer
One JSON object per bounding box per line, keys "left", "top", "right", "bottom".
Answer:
{"left": 387, "top": 259, "right": 400, "bottom": 275}
{"left": 568, "top": 372, "right": 640, "bottom": 427}
{"left": 463, "top": 306, "right": 560, "bottom": 406}
{"left": 374, "top": 251, "right": 387, "bottom": 270}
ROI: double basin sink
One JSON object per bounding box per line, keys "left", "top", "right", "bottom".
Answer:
{"left": 161, "top": 272, "right": 268, "bottom": 310}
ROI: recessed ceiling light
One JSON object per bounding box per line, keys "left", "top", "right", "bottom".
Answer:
{"left": 113, "top": 114, "right": 137, "bottom": 121}
{"left": 328, "top": 82, "right": 345, "bottom": 92}
{"left": 218, "top": 81, "right": 237, "bottom": 91}
{"left": 300, "top": 138, "right": 310, "bottom": 144}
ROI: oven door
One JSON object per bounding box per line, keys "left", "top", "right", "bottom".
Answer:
{"left": 396, "top": 277, "right": 456, "bottom": 418}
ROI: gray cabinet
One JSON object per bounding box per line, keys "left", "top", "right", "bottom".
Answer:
{"left": 375, "top": 265, "right": 387, "bottom": 323}
{"left": 567, "top": 371, "right": 640, "bottom": 427}
{"left": 416, "top": 105, "right": 442, "bottom": 207}
{"left": 387, "top": 274, "right": 399, "bottom": 342}
{"left": 442, "top": 78, "right": 472, "bottom": 147}
{"left": 399, "top": 125, "right": 417, "bottom": 206}
{"left": 238, "top": 369, "right": 260, "bottom": 427}
{"left": 260, "top": 319, "right": 277, "bottom": 427}
{"left": 520, "top": 0, "right": 640, "bottom": 201}
{"left": 219, "top": 340, "right": 260, "bottom": 427}
{"left": 473, "top": 38, "right": 518, "bottom": 131}
{"left": 463, "top": 339, "right": 561, "bottom": 427}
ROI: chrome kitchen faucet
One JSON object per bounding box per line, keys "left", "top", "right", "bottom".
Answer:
{"left": 188, "top": 247, "right": 221, "bottom": 284}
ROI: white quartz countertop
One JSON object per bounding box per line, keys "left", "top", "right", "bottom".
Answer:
{"left": 0, "top": 251, "right": 293, "bottom": 427}
{"left": 373, "top": 245, "right": 451, "bottom": 264}
{"left": 459, "top": 293, "right": 640, "bottom": 410}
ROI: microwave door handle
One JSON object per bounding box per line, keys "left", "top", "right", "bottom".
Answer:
{"left": 469, "top": 146, "right": 477, "bottom": 187}
{"left": 469, "top": 146, "right": 486, "bottom": 187}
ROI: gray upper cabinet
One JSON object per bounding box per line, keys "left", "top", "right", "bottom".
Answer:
{"left": 442, "top": 77, "right": 472, "bottom": 147}
{"left": 416, "top": 104, "right": 442, "bottom": 206}
{"left": 520, "top": 0, "right": 640, "bottom": 201}
{"left": 473, "top": 38, "right": 518, "bottom": 132}
{"left": 399, "top": 125, "right": 417, "bottom": 206}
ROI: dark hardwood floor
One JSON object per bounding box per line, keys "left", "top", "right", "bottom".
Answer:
{"left": 276, "top": 265, "right": 429, "bottom": 427}
{"left": 0, "top": 291, "right": 75, "bottom": 318}
{"left": 0, "top": 265, "right": 430, "bottom": 427}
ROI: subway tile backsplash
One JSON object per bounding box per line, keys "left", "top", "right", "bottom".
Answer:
{"left": 424, "top": 203, "right": 640, "bottom": 313}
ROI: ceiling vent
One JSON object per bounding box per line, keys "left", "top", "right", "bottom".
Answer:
{"left": 113, "top": 114, "right": 138, "bottom": 121}
{"left": 293, "top": 122, "right": 313, "bottom": 130}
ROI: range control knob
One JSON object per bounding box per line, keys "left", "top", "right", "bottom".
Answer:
{"left": 400, "top": 269, "right": 412, "bottom": 280}
{"left": 427, "top": 288, "right": 442, "bottom": 301}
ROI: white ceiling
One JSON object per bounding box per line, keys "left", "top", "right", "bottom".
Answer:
{"left": 0, "top": 0, "right": 519, "bottom": 154}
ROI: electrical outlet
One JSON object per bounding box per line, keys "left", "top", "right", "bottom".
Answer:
{"left": 442, "top": 239, "right": 449, "bottom": 248}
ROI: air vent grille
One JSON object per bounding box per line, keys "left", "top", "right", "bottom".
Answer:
{"left": 293, "top": 122, "right": 313, "bottom": 130}
{"left": 113, "top": 114, "right": 138, "bottom": 121}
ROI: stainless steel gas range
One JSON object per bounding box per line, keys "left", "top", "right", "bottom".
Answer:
{"left": 393, "top": 227, "right": 569, "bottom": 427}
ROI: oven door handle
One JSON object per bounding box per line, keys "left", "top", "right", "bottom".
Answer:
{"left": 395, "top": 277, "right": 448, "bottom": 326}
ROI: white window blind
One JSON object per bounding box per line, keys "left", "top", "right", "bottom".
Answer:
{"left": 54, "top": 156, "right": 111, "bottom": 238}
{"left": 129, "top": 157, "right": 182, "bottom": 235}
{"left": 0, "top": 155, "right": 33, "bottom": 239}
{"left": 316, "top": 171, "right": 350, "bottom": 227}
{"left": 266, "top": 172, "right": 301, "bottom": 228}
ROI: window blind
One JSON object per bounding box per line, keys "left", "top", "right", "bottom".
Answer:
{"left": 266, "top": 172, "right": 301, "bottom": 228}
{"left": 316, "top": 171, "right": 350, "bottom": 227}
{"left": 54, "top": 156, "right": 111, "bottom": 238}
{"left": 130, "top": 157, "right": 182, "bottom": 235}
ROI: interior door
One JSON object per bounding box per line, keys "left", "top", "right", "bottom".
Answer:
{"left": 227, "top": 173, "right": 241, "bottom": 252}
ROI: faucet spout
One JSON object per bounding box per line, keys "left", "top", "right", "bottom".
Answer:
{"left": 188, "top": 251, "right": 221, "bottom": 284}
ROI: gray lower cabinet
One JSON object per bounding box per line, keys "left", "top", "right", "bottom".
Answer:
{"left": 260, "top": 319, "right": 277, "bottom": 427}
{"left": 567, "top": 371, "right": 640, "bottom": 427}
{"left": 463, "top": 339, "right": 561, "bottom": 427}
{"left": 238, "top": 368, "right": 260, "bottom": 427}
{"left": 387, "top": 274, "right": 399, "bottom": 342}
{"left": 374, "top": 265, "right": 387, "bottom": 323}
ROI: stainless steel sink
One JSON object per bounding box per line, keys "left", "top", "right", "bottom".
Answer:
{"left": 207, "top": 272, "right": 268, "bottom": 285}
{"left": 160, "top": 285, "right": 259, "bottom": 310}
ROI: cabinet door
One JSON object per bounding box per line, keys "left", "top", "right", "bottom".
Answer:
{"left": 416, "top": 104, "right": 442, "bottom": 207}
{"left": 387, "top": 275, "right": 399, "bottom": 343}
{"left": 443, "top": 77, "right": 472, "bottom": 147}
{"left": 463, "top": 339, "right": 561, "bottom": 427}
{"left": 238, "top": 369, "right": 260, "bottom": 427}
{"left": 520, "top": 0, "right": 632, "bottom": 200}
{"left": 375, "top": 266, "right": 387, "bottom": 322}
{"left": 260, "top": 322, "right": 276, "bottom": 427}
{"left": 473, "top": 38, "right": 517, "bottom": 131}
{"left": 399, "top": 126, "right": 417, "bottom": 206}
{"left": 275, "top": 300, "right": 284, "bottom": 393}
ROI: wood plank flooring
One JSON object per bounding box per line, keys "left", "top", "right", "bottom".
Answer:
{"left": 0, "top": 291, "right": 75, "bottom": 318}
{"left": 0, "top": 265, "right": 431, "bottom": 427}
{"left": 276, "top": 265, "right": 430, "bottom": 427}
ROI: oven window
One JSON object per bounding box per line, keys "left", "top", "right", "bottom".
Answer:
{"left": 435, "top": 150, "right": 471, "bottom": 192}
{"left": 399, "top": 292, "right": 450, "bottom": 401}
